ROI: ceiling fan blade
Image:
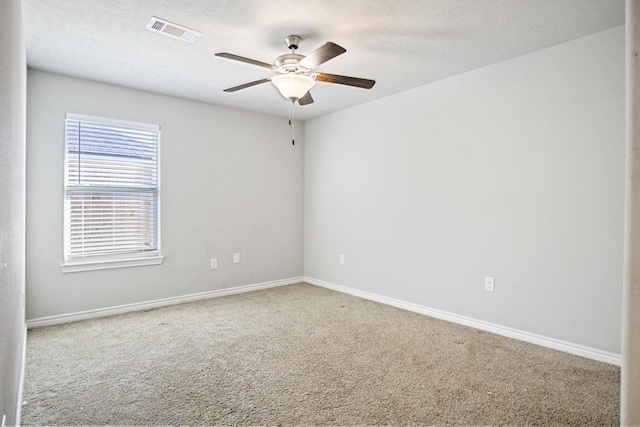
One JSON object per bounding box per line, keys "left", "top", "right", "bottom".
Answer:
{"left": 215, "top": 52, "right": 275, "bottom": 70}
{"left": 298, "top": 42, "right": 346, "bottom": 69}
{"left": 223, "top": 78, "right": 272, "bottom": 92}
{"left": 298, "top": 91, "right": 314, "bottom": 105}
{"left": 315, "top": 73, "right": 376, "bottom": 89}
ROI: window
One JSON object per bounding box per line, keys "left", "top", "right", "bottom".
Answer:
{"left": 62, "top": 114, "right": 163, "bottom": 272}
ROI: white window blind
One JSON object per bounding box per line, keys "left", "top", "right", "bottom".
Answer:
{"left": 64, "top": 114, "right": 160, "bottom": 262}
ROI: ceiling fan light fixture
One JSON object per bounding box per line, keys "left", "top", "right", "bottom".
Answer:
{"left": 271, "top": 74, "right": 315, "bottom": 101}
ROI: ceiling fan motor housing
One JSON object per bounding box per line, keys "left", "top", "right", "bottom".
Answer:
{"left": 275, "top": 35, "right": 309, "bottom": 72}
{"left": 275, "top": 53, "right": 306, "bottom": 71}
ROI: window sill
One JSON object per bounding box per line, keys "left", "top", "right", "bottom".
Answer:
{"left": 60, "top": 256, "right": 164, "bottom": 273}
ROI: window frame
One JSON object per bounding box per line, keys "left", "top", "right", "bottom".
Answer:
{"left": 60, "top": 113, "right": 163, "bottom": 273}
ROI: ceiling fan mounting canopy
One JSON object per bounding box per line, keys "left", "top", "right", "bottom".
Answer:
{"left": 215, "top": 34, "right": 375, "bottom": 106}
{"left": 284, "top": 35, "right": 302, "bottom": 51}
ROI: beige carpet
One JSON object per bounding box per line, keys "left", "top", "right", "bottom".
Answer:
{"left": 22, "top": 283, "right": 619, "bottom": 426}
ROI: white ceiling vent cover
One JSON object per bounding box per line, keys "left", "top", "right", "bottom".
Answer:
{"left": 146, "top": 17, "right": 201, "bottom": 43}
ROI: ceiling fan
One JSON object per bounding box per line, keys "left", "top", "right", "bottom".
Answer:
{"left": 215, "top": 35, "right": 376, "bottom": 105}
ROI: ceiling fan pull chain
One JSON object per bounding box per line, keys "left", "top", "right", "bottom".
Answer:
{"left": 290, "top": 100, "right": 295, "bottom": 145}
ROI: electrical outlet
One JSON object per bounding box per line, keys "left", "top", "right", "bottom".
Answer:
{"left": 339, "top": 254, "right": 345, "bottom": 265}
{"left": 233, "top": 253, "right": 240, "bottom": 264}
{"left": 210, "top": 258, "right": 217, "bottom": 270}
{"left": 484, "top": 277, "right": 495, "bottom": 292}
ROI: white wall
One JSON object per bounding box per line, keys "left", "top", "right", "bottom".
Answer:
{"left": 305, "top": 26, "right": 625, "bottom": 354}
{"left": 0, "top": 0, "right": 26, "bottom": 424}
{"left": 26, "top": 70, "right": 304, "bottom": 319}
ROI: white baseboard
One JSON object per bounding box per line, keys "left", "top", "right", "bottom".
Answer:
{"left": 26, "top": 277, "right": 303, "bottom": 329}
{"left": 304, "top": 276, "right": 621, "bottom": 366}
{"left": 26, "top": 276, "right": 621, "bottom": 366}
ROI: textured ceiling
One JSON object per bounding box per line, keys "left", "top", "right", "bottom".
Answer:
{"left": 23, "top": 0, "right": 624, "bottom": 121}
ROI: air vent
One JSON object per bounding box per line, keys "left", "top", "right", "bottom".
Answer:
{"left": 145, "top": 17, "right": 201, "bottom": 43}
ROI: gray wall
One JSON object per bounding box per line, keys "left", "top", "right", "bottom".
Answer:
{"left": 26, "top": 70, "right": 304, "bottom": 319}
{"left": 0, "top": 0, "right": 26, "bottom": 424}
{"left": 304, "top": 26, "right": 625, "bottom": 354}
